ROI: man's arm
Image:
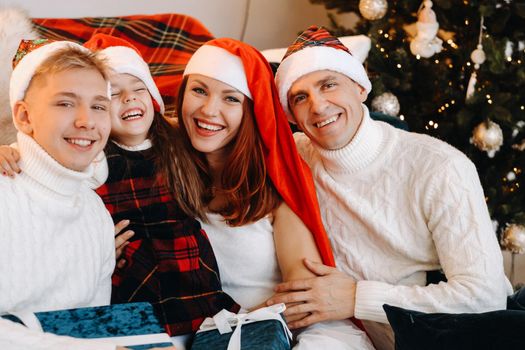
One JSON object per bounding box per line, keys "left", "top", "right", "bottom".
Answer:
{"left": 269, "top": 155, "right": 511, "bottom": 326}
{"left": 352, "top": 155, "right": 511, "bottom": 323}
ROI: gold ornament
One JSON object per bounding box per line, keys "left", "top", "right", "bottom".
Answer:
{"left": 371, "top": 92, "right": 400, "bottom": 116}
{"left": 470, "top": 120, "right": 503, "bottom": 158}
{"left": 359, "top": 0, "right": 388, "bottom": 21}
{"left": 501, "top": 224, "right": 525, "bottom": 254}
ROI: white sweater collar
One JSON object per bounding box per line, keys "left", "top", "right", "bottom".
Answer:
{"left": 315, "top": 104, "right": 384, "bottom": 174}
{"left": 112, "top": 139, "right": 152, "bottom": 151}
{"left": 17, "top": 132, "right": 94, "bottom": 196}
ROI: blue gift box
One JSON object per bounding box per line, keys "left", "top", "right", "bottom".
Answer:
{"left": 191, "top": 304, "right": 291, "bottom": 350}
{"left": 2, "top": 302, "right": 173, "bottom": 349}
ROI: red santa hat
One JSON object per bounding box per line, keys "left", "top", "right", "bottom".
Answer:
{"left": 182, "top": 38, "right": 336, "bottom": 267}
{"left": 275, "top": 25, "right": 372, "bottom": 122}
{"left": 9, "top": 39, "right": 93, "bottom": 115}
{"left": 84, "top": 33, "right": 164, "bottom": 114}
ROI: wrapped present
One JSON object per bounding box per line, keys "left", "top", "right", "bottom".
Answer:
{"left": 3, "top": 302, "right": 173, "bottom": 349}
{"left": 191, "top": 304, "right": 292, "bottom": 350}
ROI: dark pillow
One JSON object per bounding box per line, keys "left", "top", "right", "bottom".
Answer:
{"left": 383, "top": 301, "right": 525, "bottom": 350}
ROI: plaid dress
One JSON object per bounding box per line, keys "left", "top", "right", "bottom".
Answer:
{"left": 96, "top": 142, "right": 239, "bottom": 335}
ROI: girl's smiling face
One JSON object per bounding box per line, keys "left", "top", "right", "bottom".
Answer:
{"left": 109, "top": 73, "right": 155, "bottom": 146}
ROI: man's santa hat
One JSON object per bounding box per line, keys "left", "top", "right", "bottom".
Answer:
{"left": 84, "top": 33, "right": 165, "bottom": 114}
{"left": 182, "top": 38, "right": 335, "bottom": 267}
{"left": 275, "top": 25, "right": 372, "bottom": 121}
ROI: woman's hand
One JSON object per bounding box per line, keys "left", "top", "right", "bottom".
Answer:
{"left": 114, "top": 220, "right": 134, "bottom": 268}
{"left": 0, "top": 145, "right": 20, "bottom": 177}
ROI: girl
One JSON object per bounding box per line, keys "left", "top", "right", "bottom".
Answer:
{"left": 176, "top": 38, "right": 374, "bottom": 349}
{"left": 85, "top": 34, "right": 240, "bottom": 347}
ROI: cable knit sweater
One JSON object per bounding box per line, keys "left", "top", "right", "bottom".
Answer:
{"left": 294, "top": 106, "right": 512, "bottom": 324}
{"left": 0, "top": 132, "right": 116, "bottom": 350}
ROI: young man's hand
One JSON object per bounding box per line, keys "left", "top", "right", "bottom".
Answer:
{"left": 266, "top": 259, "right": 357, "bottom": 329}
{"left": 114, "top": 220, "right": 134, "bottom": 268}
{"left": 0, "top": 145, "right": 20, "bottom": 177}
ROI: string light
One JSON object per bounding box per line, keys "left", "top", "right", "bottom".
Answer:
{"left": 397, "top": 64, "right": 402, "bottom": 68}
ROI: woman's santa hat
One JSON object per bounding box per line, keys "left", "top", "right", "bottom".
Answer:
{"left": 182, "top": 38, "right": 336, "bottom": 267}
{"left": 84, "top": 33, "right": 165, "bottom": 114}
{"left": 275, "top": 25, "right": 372, "bottom": 121}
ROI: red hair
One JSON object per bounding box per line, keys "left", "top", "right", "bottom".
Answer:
{"left": 176, "top": 77, "right": 281, "bottom": 225}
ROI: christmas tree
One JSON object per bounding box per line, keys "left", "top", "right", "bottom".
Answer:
{"left": 311, "top": 0, "right": 525, "bottom": 246}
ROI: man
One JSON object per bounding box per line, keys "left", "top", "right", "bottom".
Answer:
{"left": 0, "top": 39, "right": 119, "bottom": 349}
{"left": 268, "top": 26, "right": 512, "bottom": 349}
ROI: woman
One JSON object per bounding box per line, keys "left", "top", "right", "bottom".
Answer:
{"left": 176, "top": 38, "right": 374, "bottom": 349}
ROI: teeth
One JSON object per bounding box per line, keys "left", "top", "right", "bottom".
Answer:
{"left": 197, "top": 120, "right": 224, "bottom": 131}
{"left": 316, "top": 115, "right": 338, "bottom": 128}
{"left": 122, "top": 110, "right": 143, "bottom": 120}
{"left": 67, "top": 138, "right": 93, "bottom": 147}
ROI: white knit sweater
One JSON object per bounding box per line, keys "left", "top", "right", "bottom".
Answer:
{"left": 294, "top": 106, "right": 512, "bottom": 324}
{"left": 0, "top": 132, "right": 116, "bottom": 350}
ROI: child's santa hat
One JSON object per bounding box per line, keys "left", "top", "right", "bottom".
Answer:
{"left": 275, "top": 25, "right": 372, "bottom": 121}
{"left": 84, "top": 33, "right": 165, "bottom": 114}
{"left": 182, "top": 38, "right": 336, "bottom": 267}
{"left": 9, "top": 39, "right": 92, "bottom": 114}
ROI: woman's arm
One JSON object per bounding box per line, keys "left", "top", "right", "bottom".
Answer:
{"left": 273, "top": 201, "right": 323, "bottom": 282}
{"left": 255, "top": 201, "right": 323, "bottom": 319}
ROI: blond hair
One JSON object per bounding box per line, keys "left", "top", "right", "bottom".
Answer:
{"left": 27, "top": 46, "right": 109, "bottom": 92}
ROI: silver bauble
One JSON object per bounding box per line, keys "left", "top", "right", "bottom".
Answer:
{"left": 471, "top": 120, "right": 503, "bottom": 157}
{"left": 501, "top": 224, "right": 525, "bottom": 254}
{"left": 359, "top": 0, "right": 388, "bottom": 20}
{"left": 371, "top": 92, "right": 400, "bottom": 116}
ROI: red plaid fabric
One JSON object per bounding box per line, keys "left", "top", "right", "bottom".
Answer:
{"left": 96, "top": 142, "right": 239, "bottom": 335}
{"left": 32, "top": 13, "right": 214, "bottom": 118}
{"left": 282, "top": 25, "right": 350, "bottom": 61}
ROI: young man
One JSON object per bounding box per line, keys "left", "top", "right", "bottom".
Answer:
{"left": 0, "top": 39, "right": 117, "bottom": 349}
{"left": 268, "top": 26, "right": 512, "bottom": 349}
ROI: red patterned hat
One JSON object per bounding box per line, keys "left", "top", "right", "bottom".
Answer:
{"left": 275, "top": 26, "right": 372, "bottom": 122}
{"left": 9, "top": 39, "right": 92, "bottom": 113}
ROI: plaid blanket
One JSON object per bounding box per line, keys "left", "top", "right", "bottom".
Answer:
{"left": 32, "top": 13, "right": 214, "bottom": 118}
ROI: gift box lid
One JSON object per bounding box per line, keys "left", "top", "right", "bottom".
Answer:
{"left": 3, "top": 302, "right": 174, "bottom": 349}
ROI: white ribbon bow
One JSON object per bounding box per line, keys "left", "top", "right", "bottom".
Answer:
{"left": 197, "top": 303, "right": 292, "bottom": 350}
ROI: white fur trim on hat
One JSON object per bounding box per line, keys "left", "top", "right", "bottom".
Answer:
{"left": 183, "top": 44, "right": 252, "bottom": 99}
{"left": 275, "top": 45, "right": 372, "bottom": 122}
{"left": 9, "top": 41, "right": 91, "bottom": 114}
{"left": 99, "top": 46, "right": 165, "bottom": 114}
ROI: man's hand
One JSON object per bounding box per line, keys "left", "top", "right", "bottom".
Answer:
{"left": 115, "top": 220, "right": 134, "bottom": 269}
{"left": 266, "top": 259, "right": 357, "bottom": 329}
